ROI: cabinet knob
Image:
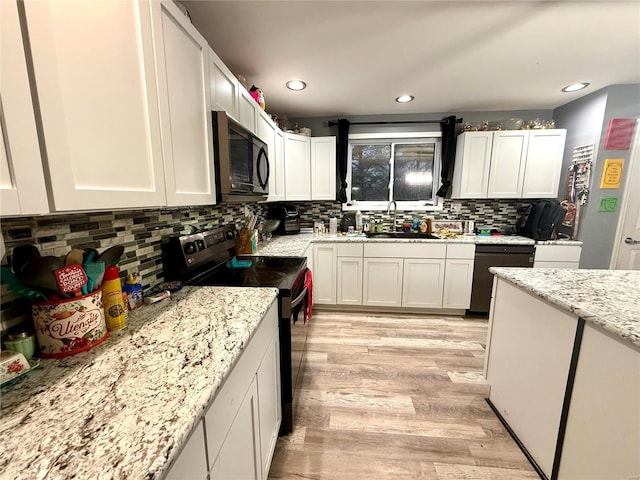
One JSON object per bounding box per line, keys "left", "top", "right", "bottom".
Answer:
{"left": 624, "top": 237, "right": 640, "bottom": 245}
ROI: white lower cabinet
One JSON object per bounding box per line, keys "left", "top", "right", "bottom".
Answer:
{"left": 256, "top": 332, "right": 281, "bottom": 480}
{"left": 313, "top": 244, "right": 337, "bottom": 305}
{"left": 442, "top": 244, "right": 475, "bottom": 309}
{"left": 336, "top": 243, "right": 363, "bottom": 305}
{"left": 402, "top": 259, "right": 445, "bottom": 308}
{"left": 166, "top": 419, "right": 208, "bottom": 480}
{"left": 210, "top": 377, "right": 261, "bottom": 480}
{"left": 363, "top": 258, "right": 403, "bottom": 307}
{"left": 534, "top": 244, "right": 582, "bottom": 268}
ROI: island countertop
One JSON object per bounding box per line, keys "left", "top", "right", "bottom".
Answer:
{"left": 0, "top": 286, "right": 278, "bottom": 480}
{"left": 490, "top": 267, "right": 640, "bottom": 349}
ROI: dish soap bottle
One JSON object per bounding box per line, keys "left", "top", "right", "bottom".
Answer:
{"left": 103, "top": 265, "right": 127, "bottom": 332}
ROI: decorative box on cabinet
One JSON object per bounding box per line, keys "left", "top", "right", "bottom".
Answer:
{"left": 23, "top": 0, "right": 167, "bottom": 210}
{"left": 0, "top": 0, "right": 49, "bottom": 215}
{"left": 152, "top": 0, "right": 216, "bottom": 207}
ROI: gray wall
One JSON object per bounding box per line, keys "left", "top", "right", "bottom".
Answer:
{"left": 554, "top": 84, "right": 640, "bottom": 268}
{"left": 291, "top": 109, "right": 554, "bottom": 137}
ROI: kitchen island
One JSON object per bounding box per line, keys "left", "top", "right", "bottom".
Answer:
{"left": 485, "top": 268, "right": 639, "bottom": 480}
{"left": 0, "top": 286, "right": 278, "bottom": 480}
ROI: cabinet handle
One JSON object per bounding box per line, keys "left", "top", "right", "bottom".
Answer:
{"left": 624, "top": 237, "right": 640, "bottom": 245}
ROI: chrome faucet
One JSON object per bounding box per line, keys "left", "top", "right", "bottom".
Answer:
{"left": 386, "top": 200, "right": 397, "bottom": 232}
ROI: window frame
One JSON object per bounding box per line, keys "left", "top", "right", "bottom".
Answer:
{"left": 344, "top": 131, "right": 443, "bottom": 212}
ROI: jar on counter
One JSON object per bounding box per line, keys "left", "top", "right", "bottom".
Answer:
{"left": 3, "top": 328, "right": 36, "bottom": 360}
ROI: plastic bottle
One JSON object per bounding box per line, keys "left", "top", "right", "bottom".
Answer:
{"left": 329, "top": 215, "right": 338, "bottom": 235}
{"left": 123, "top": 273, "right": 143, "bottom": 310}
{"left": 355, "top": 210, "right": 363, "bottom": 234}
{"left": 102, "top": 265, "right": 127, "bottom": 332}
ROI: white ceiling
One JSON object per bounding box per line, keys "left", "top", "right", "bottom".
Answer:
{"left": 182, "top": 1, "right": 640, "bottom": 119}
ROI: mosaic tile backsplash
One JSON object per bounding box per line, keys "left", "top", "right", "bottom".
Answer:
{"left": 0, "top": 198, "right": 525, "bottom": 332}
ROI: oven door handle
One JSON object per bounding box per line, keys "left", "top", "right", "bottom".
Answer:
{"left": 291, "top": 287, "right": 308, "bottom": 309}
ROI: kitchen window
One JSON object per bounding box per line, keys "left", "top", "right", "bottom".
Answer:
{"left": 346, "top": 132, "right": 442, "bottom": 210}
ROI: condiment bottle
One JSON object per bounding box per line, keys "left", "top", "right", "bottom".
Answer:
{"left": 123, "top": 273, "right": 143, "bottom": 310}
{"left": 102, "top": 266, "right": 127, "bottom": 331}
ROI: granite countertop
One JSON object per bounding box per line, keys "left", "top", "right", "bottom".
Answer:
{"left": 253, "top": 232, "right": 581, "bottom": 258}
{"left": 0, "top": 286, "right": 279, "bottom": 480}
{"left": 490, "top": 267, "right": 640, "bottom": 350}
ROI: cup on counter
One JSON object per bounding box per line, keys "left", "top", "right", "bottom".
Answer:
{"left": 2, "top": 330, "right": 36, "bottom": 360}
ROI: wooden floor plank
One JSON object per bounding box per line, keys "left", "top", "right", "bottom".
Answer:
{"left": 268, "top": 311, "right": 538, "bottom": 479}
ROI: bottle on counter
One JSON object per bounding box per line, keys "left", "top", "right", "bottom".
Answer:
{"left": 123, "top": 273, "right": 143, "bottom": 310}
{"left": 103, "top": 265, "right": 127, "bottom": 332}
{"left": 355, "top": 210, "right": 363, "bottom": 234}
{"left": 329, "top": 215, "right": 338, "bottom": 235}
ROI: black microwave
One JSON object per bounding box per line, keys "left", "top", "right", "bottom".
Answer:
{"left": 212, "top": 111, "right": 269, "bottom": 202}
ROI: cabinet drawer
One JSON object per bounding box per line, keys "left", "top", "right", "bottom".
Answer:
{"left": 364, "top": 242, "right": 446, "bottom": 259}
{"left": 535, "top": 245, "right": 582, "bottom": 263}
{"left": 533, "top": 261, "right": 580, "bottom": 269}
{"left": 337, "top": 243, "right": 363, "bottom": 257}
{"left": 446, "top": 244, "right": 475, "bottom": 259}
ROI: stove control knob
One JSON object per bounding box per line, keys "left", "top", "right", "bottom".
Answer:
{"left": 183, "top": 242, "right": 196, "bottom": 255}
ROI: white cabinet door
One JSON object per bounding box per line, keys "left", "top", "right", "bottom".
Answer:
{"left": 311, "top": 136, "right": 336, "bottom": 200}
{"left": 238, "top": 86, "right": 258, "bottom": 134}
{"left": 522, "top": 129, "right": 566, "bottom": 199}
{"left": 24, "top": 0, "right": 166, "bottom": 211}
{"left": 337, "top": 257, "right": 363, "bottom": 305}
{"left": 313, "top": 244, "right": 336, "bottom": 304}
{"left": 487, "top": 130, "right": 528, "bottom": 198}
{"left": 363, "top": 258, "right": 403, "bottom": 307}
{"left": 451, "top": 131, "right": 492, "bottom": 199}
{"left": 153, "top": 0, "right": 215, "bottom": 207}
{"left": 401, "top": 258, "right": 445, "bottom": 308}
{"left": 0, "top": 0, "right": 49, "bottom": 216}
{"left": 210, "top": 378, "right": 261, "bottom": 480}
{"left": 284, "top": 133, "right": 311, "bottom": 201}
{"left": 256, "top": 331, "right": 281, "bottom": 480}
{"left": 209, "top": 48, "right": 239, "bottom": 121}
{"left": 270, "top": 129, "right": 286, "bottom": 202}
{"left": 166, "top": 419, "right": 208, "bottom": 480}
{"left": 257, "top": 111, "right": 284, "bottom": 203}
{"left": 442, "top": 259, "right": 474, "bottom": 309}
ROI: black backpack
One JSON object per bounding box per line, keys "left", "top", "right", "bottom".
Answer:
{"left": 516, "top": 200, "right": 566, "bottom": 241}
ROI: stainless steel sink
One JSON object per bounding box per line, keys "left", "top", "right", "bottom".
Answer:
{"left": 364, "top": 231, "right": 440, "bottom": 239}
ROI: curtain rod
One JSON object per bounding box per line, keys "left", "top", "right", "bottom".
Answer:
{"left": 327, "top": 118, "right": 463, "bottom": 127}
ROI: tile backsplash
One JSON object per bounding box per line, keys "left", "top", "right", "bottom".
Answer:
{"left": 0, "top": 198, "right": 525, "bottom": 332}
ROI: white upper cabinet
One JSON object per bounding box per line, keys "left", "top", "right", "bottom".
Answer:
{"left": 451, "top": 131, "right": 493, "bottom": 199}
{"left": 522, "top": 129, "right": 567, "bottom": 198}
{"left": 238, "top": 86, "right": 258, "bottom": 134}
{"left": 487, "top": 130, "right": 529, "bottom": 198}
{"left": 284, "top": 133, "right": 311, "bottom": 201}
{"left": 257, "top": 110, "right": 285, "bottom": 202}
{"left": 24, "top": 0, "right": 167, "bottom": 211}
{"left": 452, "top": 129, "right": 566, "bottom": 199}
{"left": 152, "top": 0, "right": 216, "bottom": 207}
{"left": 0, "top": 0, "right": 49, "bottom": 216}
{"left": 311, "top": 137, "right": 336, "bottom": 200}
{"left": 208, "top": 48, "right": 239, "bottom": 121}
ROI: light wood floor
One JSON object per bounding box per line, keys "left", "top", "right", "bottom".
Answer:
{"left": 268, "top": 310, "right": 539, "bottom": 480}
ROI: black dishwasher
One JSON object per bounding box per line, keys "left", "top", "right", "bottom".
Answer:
{"left": 469, "top": 244, "right": 535, "bottom": 314}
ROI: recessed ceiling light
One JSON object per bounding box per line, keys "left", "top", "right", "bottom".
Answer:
{"left": 562, "top": 82, "right": 590, "bottom": 92}
{"left": 396, "top": 95, "right": 414, "bottom": 103}
{"left": 286, "top": 80, "right": 307, "bottom": 91}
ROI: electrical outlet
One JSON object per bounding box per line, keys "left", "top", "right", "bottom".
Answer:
{"left": 451, "top": 202, "right": 461, "bottom": 213}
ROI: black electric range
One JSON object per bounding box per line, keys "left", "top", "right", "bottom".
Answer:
{"left": 163, "top": 225, "right": 308, "bottom": 435}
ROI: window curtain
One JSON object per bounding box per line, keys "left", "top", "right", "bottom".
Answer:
{"left": 436, "top": 115, "right": 457, "bottom": 198}
{"left": 336, "top": 118, "right": 350, "bottom": 202}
